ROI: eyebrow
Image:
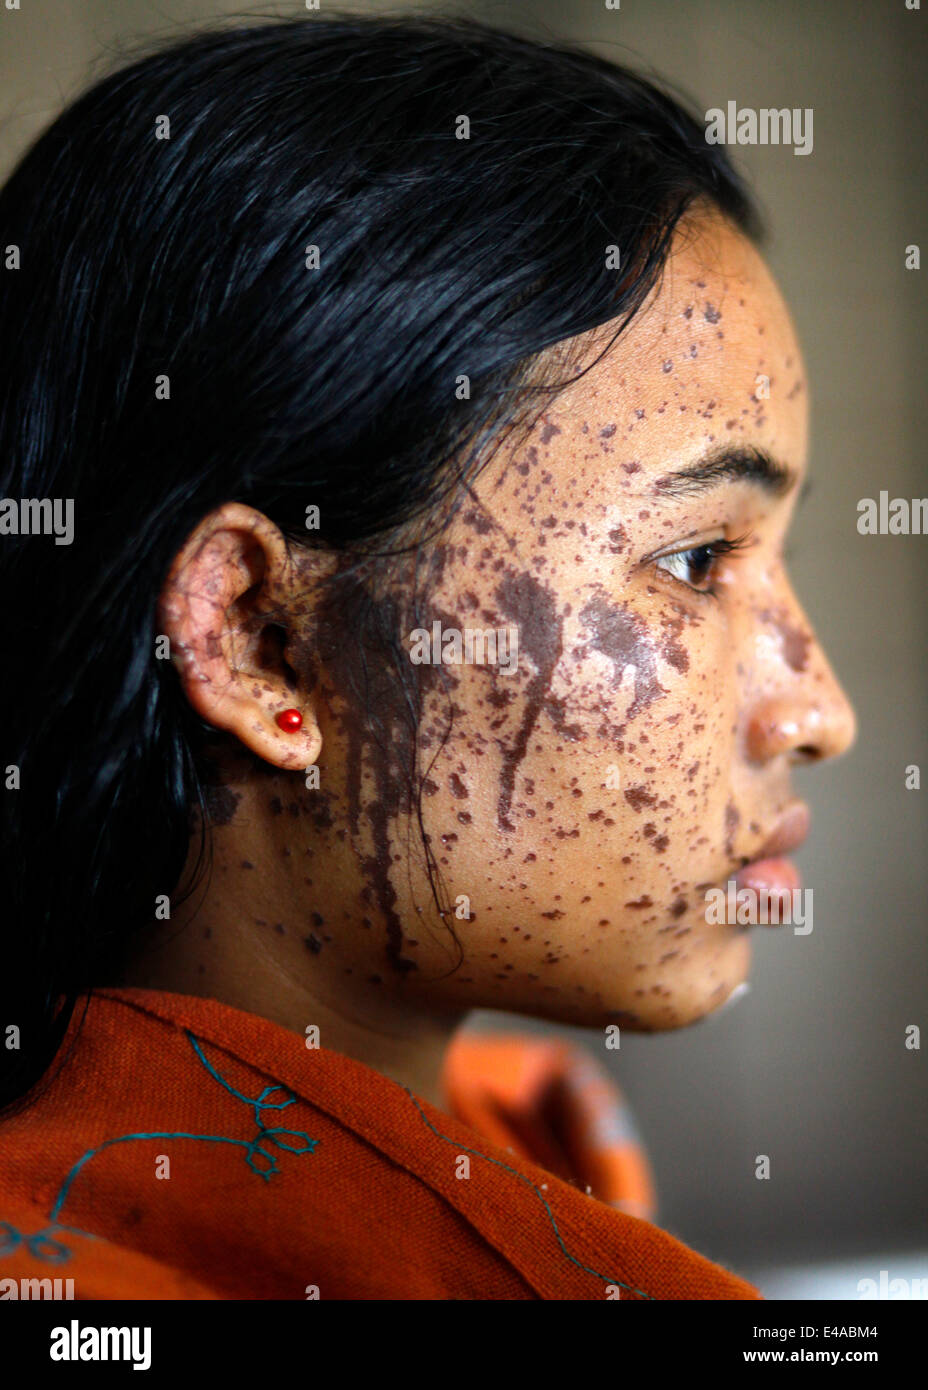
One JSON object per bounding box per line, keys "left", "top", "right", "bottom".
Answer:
{"left": 652, "top": 445, "right": 798, "bottom": 498}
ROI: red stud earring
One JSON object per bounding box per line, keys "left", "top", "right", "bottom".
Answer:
{"left": 275, "top": 708, "right": 303, "bottom": 732}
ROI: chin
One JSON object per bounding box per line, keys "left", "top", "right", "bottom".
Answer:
{"left": 594, "top": 938, "right": 754, "bottom": 1032}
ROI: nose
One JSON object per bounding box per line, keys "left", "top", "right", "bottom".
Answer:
{"left": 745, "top": 595, "right": 857, "bottom": 766}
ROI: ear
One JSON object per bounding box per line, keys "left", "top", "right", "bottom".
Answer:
{"left": 158, "top": 502, "right": 332, "bottom": 772}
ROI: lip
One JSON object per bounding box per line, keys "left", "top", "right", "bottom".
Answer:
{"left": 730, "top": 802, "right": 809, "bottom": 924}
{"left": 733, "top": 855, "right": 802, "bottom": 903}
{"left": 754, "top": 801, "right": 810, "bottom": 860}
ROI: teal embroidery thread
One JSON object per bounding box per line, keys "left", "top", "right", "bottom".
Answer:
{"left": 0, "top": 1030, "right": 318, "bottom": 1263}
{"left": 405, "top": 1087, "right": 655, "bottom": 1300}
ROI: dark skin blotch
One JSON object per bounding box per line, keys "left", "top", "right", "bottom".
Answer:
{"left": 204, "top": 786, "right": 240, "bottom": 826}
{"left": 580, "top": 594, "right": 665, "bottom": 721}
{"left": 493, "top": 571, "right": 563, "bottom": 832}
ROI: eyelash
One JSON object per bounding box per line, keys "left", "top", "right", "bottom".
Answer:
{"left": 654, "top": 532, "right": 753, "bottom": 597}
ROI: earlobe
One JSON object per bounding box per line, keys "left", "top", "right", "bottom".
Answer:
{"left": 157, "top": 502, "right": 326, "bottom": 773}
{"left": 247, "top": 701, "right": 323, "bottom": 773}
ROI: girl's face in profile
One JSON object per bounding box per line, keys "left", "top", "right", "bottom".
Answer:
{"left": 186, "top": 211, "right": 856, "bottom": 1036}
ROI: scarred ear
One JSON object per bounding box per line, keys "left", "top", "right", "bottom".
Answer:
{"left": 157, "top": 502, "right": 332, "bottom": 772}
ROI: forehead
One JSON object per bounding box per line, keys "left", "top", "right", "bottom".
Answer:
{"left": 538, "top": 212, "right": 808, "bottom": 485}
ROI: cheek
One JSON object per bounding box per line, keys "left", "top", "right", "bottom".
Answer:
{"left": 414, "top": 590, "right": 736, "bottom": 935}
{"left": 391, "top": 515, "right": 750, "bottom": 1024}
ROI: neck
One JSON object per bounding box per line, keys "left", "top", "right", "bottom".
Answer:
{"left": 119, "top": 792, "right": 468, "bottom": 1112}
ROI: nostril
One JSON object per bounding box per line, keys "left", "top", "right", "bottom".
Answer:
{"left": 793, "top": 745, "right": 820, "bottom": 764}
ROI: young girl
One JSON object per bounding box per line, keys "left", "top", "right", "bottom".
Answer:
{"left": 0, "top": 15, "right": 854, "bottom": 1300}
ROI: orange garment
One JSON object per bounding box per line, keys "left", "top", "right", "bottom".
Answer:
{"left": 444, "top": 1032, "right": 657, "bottom": 1221}
{"left": 0, "top": 989, "right": 760, "bottom": 1299}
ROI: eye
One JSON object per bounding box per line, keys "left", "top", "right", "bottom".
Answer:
{"left": 654, "top": 534, "right": 751, "bottom": 596}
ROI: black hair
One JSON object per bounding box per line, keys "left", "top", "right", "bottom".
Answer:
{"left": 0, "top": 13, "right": 760, "bottom": 1110}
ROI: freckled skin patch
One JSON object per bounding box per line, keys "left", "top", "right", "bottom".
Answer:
{"left": 165, "top": 210, "right": 854, "bottom": 1044}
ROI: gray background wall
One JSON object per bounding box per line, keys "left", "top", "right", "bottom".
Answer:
{"left": 2, "top": 0, "right": 925, "bottom": 1280}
